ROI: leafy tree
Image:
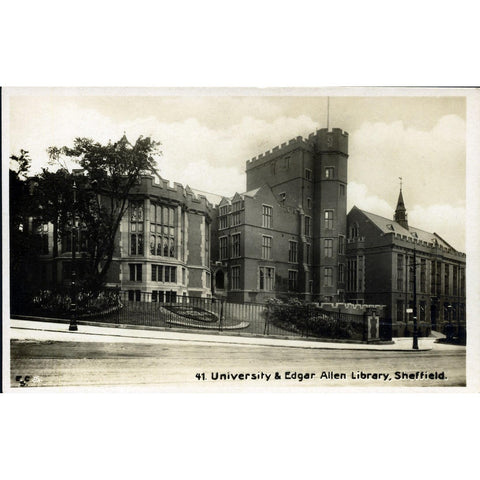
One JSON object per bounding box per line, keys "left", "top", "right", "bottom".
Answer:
{"left": 46, "top": 135, "right": 161, "bottom": 294}
{"left": 9, "top": 150, "right": 38, "bottom": 309}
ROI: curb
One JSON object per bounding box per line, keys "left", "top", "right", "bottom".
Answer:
{"left": 11, "top": 314, "right": 396, "bottom": 346}
{"left": 10, "top": 317, "right": 434, "bottom": 352}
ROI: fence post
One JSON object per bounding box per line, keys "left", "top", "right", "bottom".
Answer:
{"left": 362, "top": 311, "right": 367, "bottom": 342}
{"left": 219, "top": 299, "right": 225, "bottom": 332}
{"left": 264, "top": 305, "right": 270, "bottom": 336}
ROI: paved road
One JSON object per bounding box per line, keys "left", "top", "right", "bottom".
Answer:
{"left": 10, "top": 339, "right": 466, "bottom": 389}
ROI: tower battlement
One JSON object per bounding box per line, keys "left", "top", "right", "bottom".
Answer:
{"left": 245, "top": 127, "right": 349, "bottom": 171}
{"left": 246, "top": 135, "right": 310, "bottom": 170}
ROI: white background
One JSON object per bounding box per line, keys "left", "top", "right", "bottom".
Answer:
{"left": 2, "top": 1, "right": 479, "bottom": 480}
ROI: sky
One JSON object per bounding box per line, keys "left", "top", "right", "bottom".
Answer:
{"left": 7, "top": 90, "right": 466, "bottom": 251}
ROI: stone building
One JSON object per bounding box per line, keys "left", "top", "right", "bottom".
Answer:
{"left": 34, "top": 173, "right": 214, "bottom": 301}
{"left": 345, "top": 190, "right": 466, "bottom": 335}
{"left": 210, "top": 127, "right": 349, "bottom": 303}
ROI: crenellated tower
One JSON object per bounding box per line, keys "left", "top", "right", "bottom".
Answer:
{"left": 244, "top": 127, "right": 349, "bottom": 302}
{"left": 311, "top": 128, "right": 349, "bottom": 300}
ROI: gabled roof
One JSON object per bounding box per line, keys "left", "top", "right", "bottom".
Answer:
{"left": 240, "top": 187, "right": 261, "bottom": 198}
{"left": 351, "top": 206, "right": 454, "bottom": 250}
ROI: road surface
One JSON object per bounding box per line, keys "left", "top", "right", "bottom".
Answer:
{"left": 10, "top": 338, "right": 466, "bottom": 389}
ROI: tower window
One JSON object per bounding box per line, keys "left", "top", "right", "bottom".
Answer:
{"left": 338, "top": 235, "right": 345, "bottom": 254}
{"left": 325, "top": 167, "right": 334, "bottom": 179}
{"left": 324, "top": 267, "right": 333, "bottom": 287}
{"left": 338, "top": 264, "right": 345, "bottom": 283}
{"left": 324, "top": 210, "right": 334, "bottom": 230}
{"left": 324, "top": 239, "right": 333, "bottom": 258}
{"left": 304, "top": 216, "right": 311, "bottom": 236}
{"left": 289, "top": 241, "right": 298, "bottom": 263}
{"left": 305, "top": 168, "right": 312, "bottom": 181}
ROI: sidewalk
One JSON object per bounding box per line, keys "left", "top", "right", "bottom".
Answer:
{"left": 9, "top": 318, "right": 464, "bottom": 352}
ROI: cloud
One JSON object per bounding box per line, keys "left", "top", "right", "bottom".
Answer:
{"left": 10, "top": 100, "right": 319, "bottom": 195}
{"left": 347, "top": 181, "right": 393, "bottom": 218}
{"left": 409, "top": 204, "right": 465, "bottom": 252}
{"left": 347, "top": 182, "right": 465, "bottom": 251}
{"left": 349, "top": 114, "right": 466, "bottom": 210}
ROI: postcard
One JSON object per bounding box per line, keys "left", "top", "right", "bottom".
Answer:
{"left": 3, "top": 87, "right": 478, "bottom": 391}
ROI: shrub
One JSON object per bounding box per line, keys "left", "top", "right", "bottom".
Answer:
{"left": 30, "top": 288, "right": 121, "bottom": 317}
{"left": 264, "top": 298, "right": 356, "bottom": 340}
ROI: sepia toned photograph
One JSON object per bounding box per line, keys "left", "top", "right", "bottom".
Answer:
{"left": 3, "top": 88, "right": 474, "bottom": 391}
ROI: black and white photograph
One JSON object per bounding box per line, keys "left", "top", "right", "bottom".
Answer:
{"left": 3, "top": 88, "right": 475, "bottom": 391}
{"left": 2, "top": 3, "right": 480, "bottom": 480}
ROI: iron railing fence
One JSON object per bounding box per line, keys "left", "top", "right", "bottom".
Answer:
{"left": 20, "top": 287, "right": 467, "bottom": 342}
{"left": 17, "top": 289, "right": 387, "bottom": 341}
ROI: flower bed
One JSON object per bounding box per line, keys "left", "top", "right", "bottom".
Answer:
{"left": 162, "top": 305, "right": 218, "bottom": 323}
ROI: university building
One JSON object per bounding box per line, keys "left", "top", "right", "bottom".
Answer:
{"left": 210, "top": 127, "right": 348, "bottom": 303}
{"left": 24, "top": 126, "right": 466, "bottom": 335}
{"left": 345, "top": 190, "right": 466, "bottom": 335}
{"left": 33, "top": 174, "right": 213, "bottom": 302}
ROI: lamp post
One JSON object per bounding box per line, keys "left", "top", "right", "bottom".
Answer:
{"left": 69, "top": 180, "right": 78, "bottom": 332}
{"left": 447, "top": 303, "right": 453, "bottom": 340}
{"left": 412, "top": 246, "right": 419, "bottom": 349}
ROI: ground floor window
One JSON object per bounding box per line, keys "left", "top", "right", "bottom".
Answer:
{"left": 151, "top": 290, "right": 177, "bottom": 303}
{"left": 129, "top": 263, "right": 143, "bottom": 282}
{"left": 396, "top": 300, "right": 404, "bottom": 322}
{"left": 259, "top": 266, "right": 275, "bottom": 291}
{"left": 166, "top": 291, "right": 177, "bottom": 303}
{"left": 231, "top": 266, "right": 240, "bottom": 290}
{"left": 151, "top": 264, "right": 177, "bottom": 283}
{"left": 288, "top": 270, "right": 298, "bottom": 291}
{"left": 128, "top": 290, "right": 141, "bottom": 301}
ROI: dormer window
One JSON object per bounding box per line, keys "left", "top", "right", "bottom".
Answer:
{"left": 386, "top": 224, "right": 395, "bottom": 231}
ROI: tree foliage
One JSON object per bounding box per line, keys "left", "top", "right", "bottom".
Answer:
{"left": 9, "top": 150, "right": 38, "bottom": 308}
{"left": 45, "top": 135, "right": 161, "bottom": 294}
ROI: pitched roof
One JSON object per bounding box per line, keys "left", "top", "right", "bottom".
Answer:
{"left": 353, "top": 207, "right": 454, "bottom": 250}
{"left": 240, "top": 187, "right": 261, "bottom": 198}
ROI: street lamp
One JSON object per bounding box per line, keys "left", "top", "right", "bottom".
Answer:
{"left": 447, "top": 303, "right": 453, "bottom": 340}
{"left": 412, "top": 247, "right": 419, "bottom": 349}
{"left": 69, "top": 180, "right": 78, "bottom": 332}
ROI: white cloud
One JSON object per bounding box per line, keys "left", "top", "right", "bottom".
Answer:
{"left": 347, "top": 181, "right": 393, "bottom": 218}
{"left": 409, "top": 204, "right": 465, "bottom": 252}
{"left": 347, "top": 182, "right": 465, "bottom": 252}
{"left": 349, "top": 114, "right": 466, "bottom": 210}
